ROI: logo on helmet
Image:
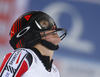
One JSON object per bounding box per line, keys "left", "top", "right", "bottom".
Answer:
{"left": 16, "top": 26, "right": 30, "bottom": 38}
{"left": 24, "top": 14, "right": 32, "bottom": 21}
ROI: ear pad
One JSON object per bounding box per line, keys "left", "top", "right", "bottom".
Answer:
{"left": 23, "top": 31, "right": 41, "bottom": 47}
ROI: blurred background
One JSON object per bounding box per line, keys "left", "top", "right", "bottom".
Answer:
{"left": 0, "top": 0, "right": 100, "bottom": 77}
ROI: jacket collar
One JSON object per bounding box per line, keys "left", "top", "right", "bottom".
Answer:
{"left": 29, "top": 47, "right": 53, "bottom": 72}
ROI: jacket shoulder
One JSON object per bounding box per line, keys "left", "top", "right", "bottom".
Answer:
{"left": 0, "top": 48, "right": 33, "bottom": 77}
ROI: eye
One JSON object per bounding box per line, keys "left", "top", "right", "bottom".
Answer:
{"left": 39, "top": 20, "right": 49, "bottom": 29}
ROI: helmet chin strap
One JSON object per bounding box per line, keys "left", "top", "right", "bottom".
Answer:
{"left": 40, "top": 39, "right": 59, "bottom": 50}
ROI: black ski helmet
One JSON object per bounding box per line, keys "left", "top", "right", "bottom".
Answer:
{"left": 9, "top": 11, "right": 67, "bottom": 50}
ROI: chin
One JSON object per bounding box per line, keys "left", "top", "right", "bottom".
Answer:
{"left": 51, "top": 39, "right": 61, "bottom": 45}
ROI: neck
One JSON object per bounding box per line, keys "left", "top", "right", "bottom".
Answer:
{"left": 33, "top": 43, "right": 54, "bottom": 61}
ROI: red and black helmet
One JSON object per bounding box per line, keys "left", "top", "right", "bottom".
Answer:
{"left": 9, "top": 11, "right": 67, "bottom": 49}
